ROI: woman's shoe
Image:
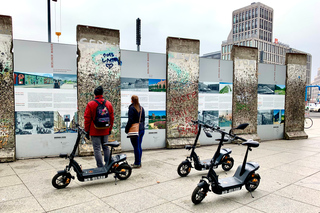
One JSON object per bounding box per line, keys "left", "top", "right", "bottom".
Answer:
{"left": 131, "top": 164, "right": 141, "bottom": 168}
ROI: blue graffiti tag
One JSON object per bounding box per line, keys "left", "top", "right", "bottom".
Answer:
{"left": 92, "top": 50, "right": 122, "bottom": 69}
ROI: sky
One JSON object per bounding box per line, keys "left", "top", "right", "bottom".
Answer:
{"left": 0, "top": 0, "right": 319, "bottom": 81}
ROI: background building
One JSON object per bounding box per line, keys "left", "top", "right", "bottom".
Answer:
{"left": 201, "top": 51, "right": 221, "bottom": 59}
{"left": 219, "top": 2, "right": 312, "bottom": 85}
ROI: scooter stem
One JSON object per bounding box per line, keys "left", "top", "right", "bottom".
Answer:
{"left": 240, "top": 146, "right": 250, "bottom": 176}
{"left": 213, "top": 132, "right": 225, "bottom": 163}
{"left": 193, "top": 124, "right": 201, "bottom": 146}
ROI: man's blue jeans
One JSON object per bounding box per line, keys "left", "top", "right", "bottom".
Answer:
{"left": 130, "top": 129, "right": 145, "bottom": 165}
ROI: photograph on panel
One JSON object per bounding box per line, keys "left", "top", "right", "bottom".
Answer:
{"left": 199, "top": 82, "right": 219, "bottom": 93}
{"left": 14, "top": 72, "right": 53, "bottom": 88}
{"left": 148, "top": 110, "right": 166, "bottom": 129}
{"left": 219, "top": 110, "right": 232, "bottom": 127}
{"left": 219, "top": 82, "right": 233, "bottom": 94}
{"left": 121, "top": 113, "right": 149, "bottom": 129}
{"left": 198, "top": 110, "right": 219, "bottom": 127}
{"left": 54, "top": 111, "right": 77, "bottom": 133}
{"left": 257, "top": 84, "right": 276, "bottom": 94}
{"left": 273, "top": 109, "right": 285, "bottom": 125}
{"left": 275, "top": 85, "right": 286, "bottom": 95}
{"left": 121, "top": 78, "right": 149, "bottom": 91}
{"left": 149, "top": 79, "right": 166, "bottom": 92}
{"left": 53, "top": 74, "right": 77, "bottom": 89}
{"left": 15, "top": 111, "right": 54, "bottom": 135}
{"left": 257, "top": 110, "right": 274, "bottom": 125}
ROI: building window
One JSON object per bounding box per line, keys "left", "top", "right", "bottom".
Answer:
{"left": 249, "top": 10, "right": 251, "bottom": 19}
{"left": 233, "top": 15, "right": 236, "bottom": 24}
{"left": 240, "top": 13, "right": 242, "bottom": 22}
{"left": 242, "top": 12, "right": 245, "bottom": 21}
{"left": 266, "top": 10, "right": 268, "bottom": 20}
{"left": 246, "top": 11, "right": 248, "bottom": 20}
{"left": 246, "top": 22, "right": 248, "bottom": 31}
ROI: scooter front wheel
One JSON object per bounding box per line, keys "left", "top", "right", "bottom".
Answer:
{"left": 52, "top": 173, "right": 71, "bottom": 189}
{"left": 177, "top": 162, "right": 191, "bottom": 177}
{"left": 245, "top": 173, "right": 261, "bottom": 192}
{"left": 191, "top": 186, "right": 207, "bottom": 204}
{"left": 222, "top": 157, "right": 234, "bottom": 171}
{"left": 115, "top": 163, "right": 132, "bottom": 180}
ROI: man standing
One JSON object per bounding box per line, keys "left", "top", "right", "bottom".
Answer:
{"left": 84, "top": 86, "right": 114, "bottom": 168}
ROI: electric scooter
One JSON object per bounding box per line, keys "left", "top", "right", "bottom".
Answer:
{"left": 52, "top": 125, "right": 132, "bottom": 189}
{"left": 191, "top": 125, "right": 260, "bottom": 204}
{"left": 177, "top": 120, "right": 248, "bottom": 177}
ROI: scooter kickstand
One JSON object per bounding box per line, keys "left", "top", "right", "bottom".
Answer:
{"left": 249, "top": 190, "right": 254, "bottom": 198}
{"left": 114, "top": 175, "right": 117, "bottom": 185}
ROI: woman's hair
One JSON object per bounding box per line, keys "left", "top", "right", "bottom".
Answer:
{"left": 131, "top": 95, "right": 140, "bottom": 112}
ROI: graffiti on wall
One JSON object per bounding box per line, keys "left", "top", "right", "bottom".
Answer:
{"left": 167, "top": 52, "right": 199, "bottom": 138}
{"left": 77, "top": 29, "right": 121, "bottom": 154}
{"left": 233, "top": 58, "right": 257, "bottom": 133}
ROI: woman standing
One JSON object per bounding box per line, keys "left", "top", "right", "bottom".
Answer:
{"left": 125, "top": 95, "right": 145, "bottom": 168}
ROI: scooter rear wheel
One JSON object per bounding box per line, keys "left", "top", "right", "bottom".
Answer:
{"left": 222, "top": 157, "right": 234, "bottom": 171}
{"left": 52, "top": 173, "right": 71, "bottom": 189}
{"left": 177, "top": 162, "right": 191, "bottom": 177}
{"left": 191, "top": 186, "right": 207, "bottom": 204}
{"left": 245, "top": 173, "right": 260, "bottom": 192}
{"left": 115, "top": 163, "right": 132, "bottom": 180}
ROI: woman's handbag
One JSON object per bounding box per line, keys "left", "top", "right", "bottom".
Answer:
{"left": 127, "top": 107, "right": 142, "bottom": 138}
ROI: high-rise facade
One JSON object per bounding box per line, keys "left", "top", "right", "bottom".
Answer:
{"left": 221, "top": 2, "right": 312, "bottom": 84}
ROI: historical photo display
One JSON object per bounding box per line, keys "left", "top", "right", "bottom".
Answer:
{"left": 121, "top": 78, "right": 149, "bottom": 91}
{"left": 15, "top": 111, "right": 54, "bottom": 135}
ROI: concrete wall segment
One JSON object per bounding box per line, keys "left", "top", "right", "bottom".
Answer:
{"left": 77, "top": 25, "right": 121, "bottom": 155}
{"left": 231, "top": 46, "right": 259, "bottom": 138}
{"left": 284, "top": 53, "right": 307, "bottom": 139}
{"left": 0, "top": 15, "right": 15, "bottom": 162}
{"left": 166, "top": 37, "right": 200, "bottom": 148}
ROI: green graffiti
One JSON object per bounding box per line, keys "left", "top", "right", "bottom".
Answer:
{"left": 236, "top": 103, "right": 249, "bottom": 112}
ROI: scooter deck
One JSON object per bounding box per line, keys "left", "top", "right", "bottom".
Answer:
{"left": 82, "top": 167, "right": 108, "bottom": 177}
{"left": 82, "top": 154, "right": 127, "bottom": 178}
{"left": 219, "top": 176, "right": 242, "bottom": 189}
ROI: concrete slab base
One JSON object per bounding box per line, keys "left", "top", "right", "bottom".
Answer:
{"left": 284, "top": 131, "right": 308, "bottom": 140}
{"left": 0, "top": 148, "right": 15, "bottom": 162}
{"left": 166, "top": 137, "right": 196, "bottom": 148}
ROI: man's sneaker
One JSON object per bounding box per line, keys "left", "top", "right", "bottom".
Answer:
{"left": 131, "top": 164, "right": 141, "bottom": 169}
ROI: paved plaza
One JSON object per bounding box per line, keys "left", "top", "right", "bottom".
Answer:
{"left": 1, "top": 118, "right": 320, "bottom": 212}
